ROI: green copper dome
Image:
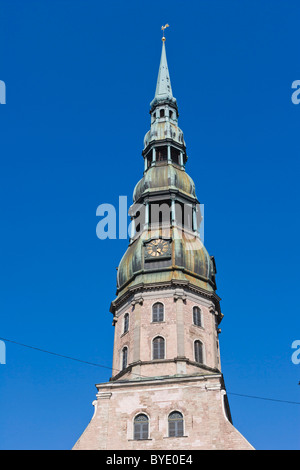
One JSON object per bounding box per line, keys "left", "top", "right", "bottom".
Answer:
{"left": 116, "top": 230, "right": 216, "bottom": 297}
{"left": 133, "top": 165, "right": 196, "bottom": 202}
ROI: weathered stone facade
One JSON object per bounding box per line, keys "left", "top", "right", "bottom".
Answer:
{"left": 73, "top": 374, "right": 253, "bottom": 450}
{"left": 73, "top": 287, "right": 253, "bottom": 450}
{"left": 111, "top": 289, "right": 221, "bottom": 381}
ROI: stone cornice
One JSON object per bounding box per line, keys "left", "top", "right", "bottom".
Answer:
{"left": 110, "top": 279, "right": 221, "bottom": 317}
{"left": 97, "top": 370, "right": 224, "bottom": 391}
{"left": 109, "top": 357, "right": 221, "bottom": 383}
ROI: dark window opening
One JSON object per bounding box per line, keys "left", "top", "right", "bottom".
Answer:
{"left": 153, "top": 336, "right": 165, "bottom": 359}
{"left": 156, "top": 146, "right": 168, "bottom": 162}
{"left": 194, "top": 340, "right": 203, "bottom": 364}
{"left": 168, "top": 411, "right": 184, "bottom": 437}
{"left": 171, "top": 147, "right": 179, "bottom": 165}
{"left": 135, "top": 210, "right": 141, "bottom": 234}
{"left": 124, "top": 313, "right": 129, "bottom": 333}
{"left": 193, "top": 307, "right": 202, "bottom": 327}
{"left": 134, "top": 414, "right": 149, "bottom": 440}
{"left": 171, "top": 202, "right": 194, "bottom": 230}
{"left": 149, "top": 202, "right": 171, "bottom": 226}
{"left": 160, "top": 109, "right": 165, "bottom": 118}
{"left": 122, "top": 347, "right": 128, "bottom": 370}
{"left": 174, "top": 202, "right": 183, "bottom": 226}
{"left": 152, "top": 302, "right": 164, "bottom": 322}
{"left": 183, "top": 203, "right": 193, "bottom": 230}
{"left": 195, "top": 205, "right": 201, "bottom": 230}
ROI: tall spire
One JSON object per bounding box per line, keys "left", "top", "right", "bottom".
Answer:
{"left": 150, "top": 26, "right": 177, "bottom": 110}
{"left": 154, "top": 41, "right": 173, "bottom": 101}
{"left": 144, "top": 26, "right": 185, "bottom": 169}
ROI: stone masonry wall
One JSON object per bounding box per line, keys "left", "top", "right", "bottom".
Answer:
{"left": 111, "top": 289, "right": 220, "bottom": 380}
{"left": 73, "top": 375, "right": 254, "bottom": 450}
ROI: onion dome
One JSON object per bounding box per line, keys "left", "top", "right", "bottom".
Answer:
{"left": 116, "top": 231, "right": 216, "bottom": 295}
{"left": 133, "top": 165, "right": 196, "bottom": 202}
{"left": 143, "top": 120, "right": 185, "bottom": 149}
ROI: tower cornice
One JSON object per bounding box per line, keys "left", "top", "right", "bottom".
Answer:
{"left": 110, "top": 279, "right": 222, "bottom": 317}
{"left": 109, "top": 359, "right": 222, "bottom": 383}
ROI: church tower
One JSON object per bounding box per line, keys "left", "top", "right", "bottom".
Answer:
{"left": 73, "top": 32, "right": 253, "bottom": 451}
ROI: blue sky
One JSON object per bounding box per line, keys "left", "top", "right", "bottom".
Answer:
{"left": 0, "top": 0, "right": 299, "bottom": 450}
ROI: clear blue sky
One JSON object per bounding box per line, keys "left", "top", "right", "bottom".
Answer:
{"left": 0, "top": 0, "right": 299, "bottom": 450}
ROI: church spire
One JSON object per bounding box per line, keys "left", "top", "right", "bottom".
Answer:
{"left": 153, "top": 41, "right": 173, "bottom": 102}
{"left": 143, "top": 27, "right": 186, "bottom": 171}
{"left": 150, "top": 26, "right": 177, "bottom": 110}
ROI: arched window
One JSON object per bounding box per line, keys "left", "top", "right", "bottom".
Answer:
{"left": 153, "top": 336, "right": 165, "bottom": 360}
{"left": 122, "top": 346, "right": 128, "bottom": 370}
{"left": 193, "top": 306, "right": 202, "bottom": 327}
{"left": 152, "top": 302, "right": 164, "bottom": 322}
{"left": 123, "top": 313, "right": 129, "bottom": 334}
{"left": 194, "top": 340, "right": 203, "bottom": 364}
{"left": 134, "top": 414, "right": 149, "bottom": 440}
{"left": 168, "top": 411, "right": 184, "bottom": 437}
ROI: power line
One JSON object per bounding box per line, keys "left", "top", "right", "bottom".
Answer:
{"left": 0, "top": 336, "right": 113, "bottom": 371}
{"left": 227, "top": 392, "right": 300, "bottom": 405}
{"left": 1, "top": 336, "right": 299, "bottom": 406}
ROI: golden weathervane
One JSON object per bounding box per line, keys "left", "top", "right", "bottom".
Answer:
{"left": 161, "top": 24, "right": 169, "bottom": 42}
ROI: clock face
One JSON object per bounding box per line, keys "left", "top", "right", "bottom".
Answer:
{"left": 146, "top": 239, "right": 169, "bottom": 258}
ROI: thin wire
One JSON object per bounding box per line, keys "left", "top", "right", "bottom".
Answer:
{"left": 227, "top": 392, "right": 300, "bottom": 405}
{"left": 0, "top": 336, "right": 114, "bottom": 371}
{"left": 1, "top": 336, "right": 299, "bottom": 405}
